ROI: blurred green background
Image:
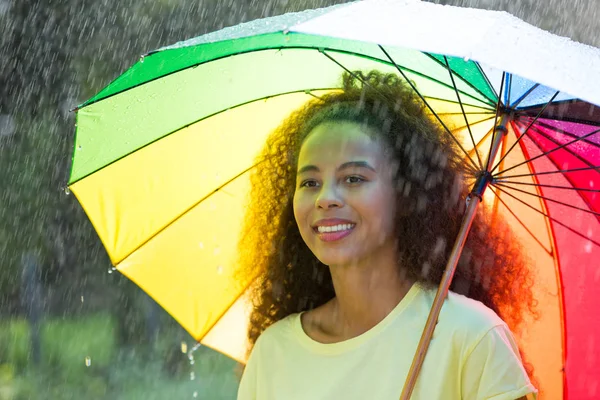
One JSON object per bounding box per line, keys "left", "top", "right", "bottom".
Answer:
{"left": 0, "top": 0, "right": 597, "bottom": 398}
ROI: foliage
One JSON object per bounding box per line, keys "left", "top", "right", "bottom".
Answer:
{"left": 0, "top": 314, "right": 239, "bottom": 399}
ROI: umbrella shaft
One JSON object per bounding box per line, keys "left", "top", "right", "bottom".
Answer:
{"left": 485, "top": 114, "right": 510, "bottom": 172}
{"left": 399, "top": 113, "right": 511, "bottom": 399}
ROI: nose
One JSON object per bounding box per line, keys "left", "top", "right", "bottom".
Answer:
{"left": 315, "top": 182, "right": 343, "bottom": 209}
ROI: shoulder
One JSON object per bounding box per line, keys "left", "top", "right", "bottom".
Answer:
{"left": 253, "top": 313, "right": 298, "bottom": 351}
{"left": 416, "top": 286, "right": 507, "bottom": 345}
{"left": 443, "top": 289, "right": 505, "bottom": 332}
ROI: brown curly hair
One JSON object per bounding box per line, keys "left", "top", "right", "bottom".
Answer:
{"left": 235, "top": 70, "right": 537, "bottom": 381}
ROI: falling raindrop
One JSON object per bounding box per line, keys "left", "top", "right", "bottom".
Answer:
{"left": 85, "top": 357, "right": 91, "bottom": 367}
{"left": 190, "top": 371, "right": 195, "bottom": 381}
{"left": 140, "top": 55, "right": 145, "bottom": 63}
{"left": 81, "top": 296, "right": 84, "bottom": 303}
{"left": 187, "top": 342, "right": 201, "bottom": 366}
{"left": 181, "top": 342, "right": 188, "bottom": 353}
{"left": 64, "top": 186, "right": 71, "bottom": 195}
{"left": 193, "top": 392, "right": 198, "bottom": 398}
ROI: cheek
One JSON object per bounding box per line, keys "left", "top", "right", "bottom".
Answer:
{"left": 293, "top": 192, "right": 311, "bottom": 230}
{"left": 360, "top": 189, "right": 397, "bottom": 232}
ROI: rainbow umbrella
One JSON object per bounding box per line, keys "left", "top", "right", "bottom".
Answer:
{"left": 68, "top": 0, "right": 600, "bottom": 398}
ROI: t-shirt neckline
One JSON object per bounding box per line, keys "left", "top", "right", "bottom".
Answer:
{"left": 292, "top": 283, "right": 422, "bottom": 355}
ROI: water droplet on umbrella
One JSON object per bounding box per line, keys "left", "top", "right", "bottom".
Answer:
{"left": 213, "top": 247, "right": 221, "bottom": 256}
{"left": 590, "top": 180, "right": 595, "bottom": 188}
{"left": 181, "top": 342, "right": 188, "bottom": 353}
{"left": 140, "top": 55, "right": 145, "bottom": 63}
{"left": 198, "top": 242, "right": 204, "bottom": 249}
{"left": 108, "top": 268, "right": 113, "bottom": 274}
{"left": 217, "top": 265, "right": 224, "bottom": 274}
{"left": 85, "top": 356, "right": 91, "bottom": 367}
{"left": 64, "top": 187, "right": 71, "bottom": 195}
{"left": 77, "top": 145, "right": 82, "bottom": 151}
{"left": 585, "top": 241, "right": 593, "bottom": 253}
{"left": 190, "top": 371, "right": 195, "bottom": 380}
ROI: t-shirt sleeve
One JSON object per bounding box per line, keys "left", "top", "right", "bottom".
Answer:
{"left": 461, "top": 324, "right": 538, "bottom": 400}
{"left": 237, "top": 339, "right": 261, "bottom": 400}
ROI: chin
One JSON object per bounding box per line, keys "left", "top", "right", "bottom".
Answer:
{"left": 314, "top": 248, "right": 364, "bottom": 267}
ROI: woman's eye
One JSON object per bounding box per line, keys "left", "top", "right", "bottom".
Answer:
{"left": 300, "top": 180, "right": 318, "bottom": 188}
{"left": 345, "top": 176, "right": 364, "bottom": 184}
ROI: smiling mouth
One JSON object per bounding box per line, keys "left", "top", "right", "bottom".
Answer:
{"left": 313, "top": 224, "right": 356, "bottom": 242}
{"left": 314, "top": 223, "right": 356, "bottom": 233}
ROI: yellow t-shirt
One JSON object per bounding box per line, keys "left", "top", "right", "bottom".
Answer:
{"left": 237, "top": 283, "right": 537, "bottom": 400}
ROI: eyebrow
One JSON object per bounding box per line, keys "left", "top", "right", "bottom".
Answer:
{"left": 297, "top": 161, "right": 376, "bottom": 175}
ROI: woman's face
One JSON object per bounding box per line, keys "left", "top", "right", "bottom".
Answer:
{"left": 293, "top": 121, "right": 398, "bottom": 267}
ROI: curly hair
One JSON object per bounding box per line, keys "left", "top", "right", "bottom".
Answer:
{"left": 235, "top": 70, "right": 537, "bottom": 381}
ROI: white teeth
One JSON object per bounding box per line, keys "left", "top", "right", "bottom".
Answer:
{"left": 317, "top": 224, "right": 355, "bottom": 233}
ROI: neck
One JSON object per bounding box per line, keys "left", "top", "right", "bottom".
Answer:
{"left": 327, "top": 242, "right": 414, "bottom": 338}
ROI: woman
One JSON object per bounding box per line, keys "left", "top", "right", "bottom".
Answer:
{"left": 235, "top": 70, "right": 538, "bottom": 399}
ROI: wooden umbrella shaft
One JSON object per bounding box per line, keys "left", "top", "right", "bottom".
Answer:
{"left": 399, "top": 114, "right": 510, "bottom": 399}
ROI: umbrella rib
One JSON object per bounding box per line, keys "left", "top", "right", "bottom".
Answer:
{"left": 319, "top": 49, "right": 496, "bottom": 109}
{"left": 307, "top": 91, "right": 326, "bottom": 101}
{"left": 467, "top": 126, "right": 495, "bottom": 160}
{"left": 437, "top": 112, "right": 495, "bottom": 116}
{"left": 423, "top": 53, "right": 497, "bottom": 105}
{"left": 495, "top": 125, "right": 600, "bottom": 176}
{"left": 517, "top": 98, "right": 578, "bottom": 111}
{"left": 507, "top": 121, "right": 600, "bottom": 216}
{"left": 497, "top": 166, "right": 600, "bottom": 180}
{"left": 493, "top": 182, "right": 600, "bottom": 217}
{"left": 449, "top": 115, "right": 495, "bottom": 131}
{"left": 491, "top": 185, "right": 600, "bottom": 246}
{"left": 443, "top": 56, "right": 483, "bottom": 169}
{"left": 379, "top": 53, "right": 496, "bottom": 107}
{"left": 423, "top": 95, "right": 495, "bottom": 111}
{"left": 475, "top": 62, "right": 500, "bottom": 100}
{"left": 319, "top": 50, "right": 397, "bottom": 101}
{"left": 378, "top": 45, "right": 480, "bottom": 172}
{"left": 494, "top": 180, "right": 600, "bottom": 193}
{"left": 491, "top": 91, "right": 560, "bottom": 173}
{"left": 485, "top": 71, "right": 506, "bottom": 171}
{"left": 490, "top": 189, "right": 553, "bottom": 254}
{"left": 510, "top": 83, "right": 540, "bottom": 108}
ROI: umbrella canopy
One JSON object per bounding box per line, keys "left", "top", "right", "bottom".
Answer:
{"left": 68, "top": 0, "right": 600, "bottom": 398}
